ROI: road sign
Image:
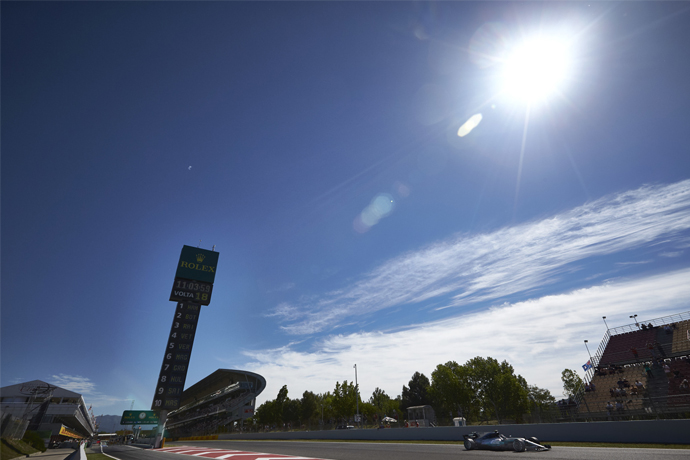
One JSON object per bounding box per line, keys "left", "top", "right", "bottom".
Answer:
{"left": 121, "top": 411, "right": 159, "bottom": 425}
{"left": 175, "top": 246, "right": 219, "bottom": 284}
{"left": 151, "top": 302, "right": 201, "bottom": 411}
{"left": 170, "top": 277, "right": 214, "bottom": 305}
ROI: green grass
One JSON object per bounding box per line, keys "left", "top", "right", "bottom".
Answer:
{"left": 1, "top": 437, "right": 40, "bottom": 460}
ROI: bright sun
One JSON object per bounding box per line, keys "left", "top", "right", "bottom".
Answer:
{"left": 501, "top": 37, "right": 570, "bottom": 104}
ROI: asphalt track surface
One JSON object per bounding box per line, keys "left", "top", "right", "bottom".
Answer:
{"left": 101, "top": 441, "right": 688, "bottom": 460}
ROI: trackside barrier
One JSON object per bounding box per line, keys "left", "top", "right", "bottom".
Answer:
{"left": 218, "top": 420, "right": 690, "bottom": 444}
{"left": 65, "top": 443, "right": 86, "bottom": 460}
{"left": 177, "top": 435, "right": 218, "bottom": 441}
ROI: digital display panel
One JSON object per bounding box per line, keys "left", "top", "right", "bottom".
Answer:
{"left": 151, "top": 302, "right": 201, "bottom": 411}
{"left": 170, "top": 277, "right": 213, "bottom": 305}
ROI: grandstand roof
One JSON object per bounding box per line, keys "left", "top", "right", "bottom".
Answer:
{"left": 180, "top": 369, "right": 265, "bottom": 407}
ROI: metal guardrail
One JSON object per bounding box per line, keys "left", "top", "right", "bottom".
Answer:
{"left": 608, "top": 311, "right": 690, "bottom": 336}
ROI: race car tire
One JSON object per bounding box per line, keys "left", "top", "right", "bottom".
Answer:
{"left": 513, "top": 439, "right": 526, "bottom": 452}
{"left": 464, "top": 439, "right": 475, "bottom": 451}
{"left": 527, "top": 437, "right": 539, "bottom": 445}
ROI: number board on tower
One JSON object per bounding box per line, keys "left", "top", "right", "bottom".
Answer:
{"left": 151, "top": 302, "right": 201, "bottom": 411}
{"left": 170, "top": 277, "right": 213, "bottom": 305}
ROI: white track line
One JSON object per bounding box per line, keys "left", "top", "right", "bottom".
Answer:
{"left": 98, "top": 445, "right": 122, "bottom": 460}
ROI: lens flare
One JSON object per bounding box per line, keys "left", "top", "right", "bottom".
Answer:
{"left": 457, "top": 113, "right": 483, "bottom": 137}
{"left": 353, "top": 193, "right": 396, "bottom": 233}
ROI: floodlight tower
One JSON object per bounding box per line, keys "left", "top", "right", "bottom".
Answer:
{"left": 354, "top": 364, "right": 359, "bottom": 428}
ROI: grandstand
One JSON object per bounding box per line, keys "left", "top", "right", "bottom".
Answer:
{"left": 165, "top": 369, "right": 265, "bottom": 437}
{"left": 576, "top": 312, "right": 690, "bottom": 420}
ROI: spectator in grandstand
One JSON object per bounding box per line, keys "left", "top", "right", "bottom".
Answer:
{"left": 635, "top": 379, "right": 644, "bottom": 390}
{"left": 664, "top": 325, "right": 673, "bottom": 334}
{"left": 617, "top": 378, "right": 625, "bottom": 388}
{"left": 630, "top": 346, "right": 639, "bottom": 359}
{"left": 615, "top": 401, "right": 624, "bottom": 414}
{"left": 647, "top": 341, "right": 657, "bottom": 358}
{"left": 663, "top": 363, "right": 672, "bottom": 378}
{"left": 630, "top": 385, "right": 638, "bottom": 396}
{"left": 680, "top": 379, "right": 689, "bottom": 391}
{"left": 648, "top": 323, "right": 654, "bottom": 329}
{"left": 644, "top": 363, "right": 653, "bottom": 378}
{"left": 609, "top": 387, "right": 616, "bottom": 397}
{"left": 596, "top": 366, "right": 607, "bottom": 377}
{"left": 606, "top": 401, "right": 614, "bottom": 418}
{"left": 641, "top": 323, "right": 648, "bottom": 330}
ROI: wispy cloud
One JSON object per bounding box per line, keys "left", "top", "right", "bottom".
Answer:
{"left": 616, "top": 260, "right": 653, "bottom": 266}
{"left": 269, "top": 180, "right": 690, "bottom": 334}
{"left": 245, "top": 268, "right": 690, "bottom": 404}
{"left": 49, "top": 374, "right": 127, "bottom": 409}
{"left": 50, "top": 374, "right": 96, "bottom": 394}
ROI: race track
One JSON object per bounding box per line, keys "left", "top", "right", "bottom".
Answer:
{"left": 102, "top": 440, "right": 688, "bottom": 460}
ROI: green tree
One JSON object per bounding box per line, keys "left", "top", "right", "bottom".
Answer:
{"left": 401, "top": 372, "right": 431, "bottom": 410}
{"left": 369, "top": 387, "right": 390, "bottom": 411}
{"left": 255, "top": 385, "right": 290, "bottom": 428}
{"left": 254, "top": 399, "right": 279, "bottom": 427}
{"left": 525, "top": 383, "right": 556, "bottom": 423}
{"left": 561, "top": 369, "right": 583, "bottom": 398}
{"left": 429, "top": 361, "right": 477, "bottom": 424}
{"left": 276, "top": 385, "right": 289, "bottom": 405}
{"left": 332, "top": 380, "right": 359, "bottom": 421}
{"left": 464, "top": 357, "right": 529, "bottom": 424}
{"left": 282, "top": 398, "right": 302, "bottom": 427}
{"left": 300, "top": 391, "right": 319, "bottom": 426}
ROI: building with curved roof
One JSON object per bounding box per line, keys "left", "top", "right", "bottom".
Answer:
{"left": 165, "top": 369, "right": 265, "bottom": 437}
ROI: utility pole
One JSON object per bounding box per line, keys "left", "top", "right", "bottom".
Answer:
{"left": 354, "top": 364, "right": 359, "bottom": 428}
{"left": 129, "top": 400, "right": 135, "bottom": 442}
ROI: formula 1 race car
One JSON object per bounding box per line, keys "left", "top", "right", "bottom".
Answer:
{"left": 463, "top": 430, "right": 552, "bottom": 452}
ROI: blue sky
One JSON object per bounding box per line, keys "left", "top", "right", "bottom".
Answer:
{"left": 3, "top": 2, "right": 690, "bottom": 416}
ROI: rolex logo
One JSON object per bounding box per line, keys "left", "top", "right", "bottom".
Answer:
{"left": 196, "top": 253, "right": 206, "bottom": 263}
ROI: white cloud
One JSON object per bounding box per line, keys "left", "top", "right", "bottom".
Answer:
{"left": 49, "top": 374, "right": 127, "bottom": 410}
{"left": 244, "top": 268, "right": 690, "bottom": 405}
{"left": 50, "top": 374, "right": 96, "bottom": 395}
{"left": 270, "top": 180, "right": 690, "bottom": 334}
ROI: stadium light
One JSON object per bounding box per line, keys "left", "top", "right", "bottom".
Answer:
{"left": 584, "top": 340, "right": 592, "bottom": 358}
{"left": 630, "top": 314, "right": 639, "bottom": 329}
{"left": 584, "top": 340, "right": 594, "bottom": 375}
{"left": 602, "top": 316, "right": 609, "bottom": 332}
{"left": 354, "top": 364, "right": 360, "bottom": 427}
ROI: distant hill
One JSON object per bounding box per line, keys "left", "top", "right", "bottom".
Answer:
{"left": 95, "top": 415, "right": 127, "bottom": 433}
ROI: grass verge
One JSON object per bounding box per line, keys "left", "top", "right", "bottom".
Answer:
{"left": 1, "top": 438, "right": 40, "bottom": 460}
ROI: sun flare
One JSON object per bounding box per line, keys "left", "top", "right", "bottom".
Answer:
{"left": 502, "top": 37, "right": 570, "bottom": 104}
